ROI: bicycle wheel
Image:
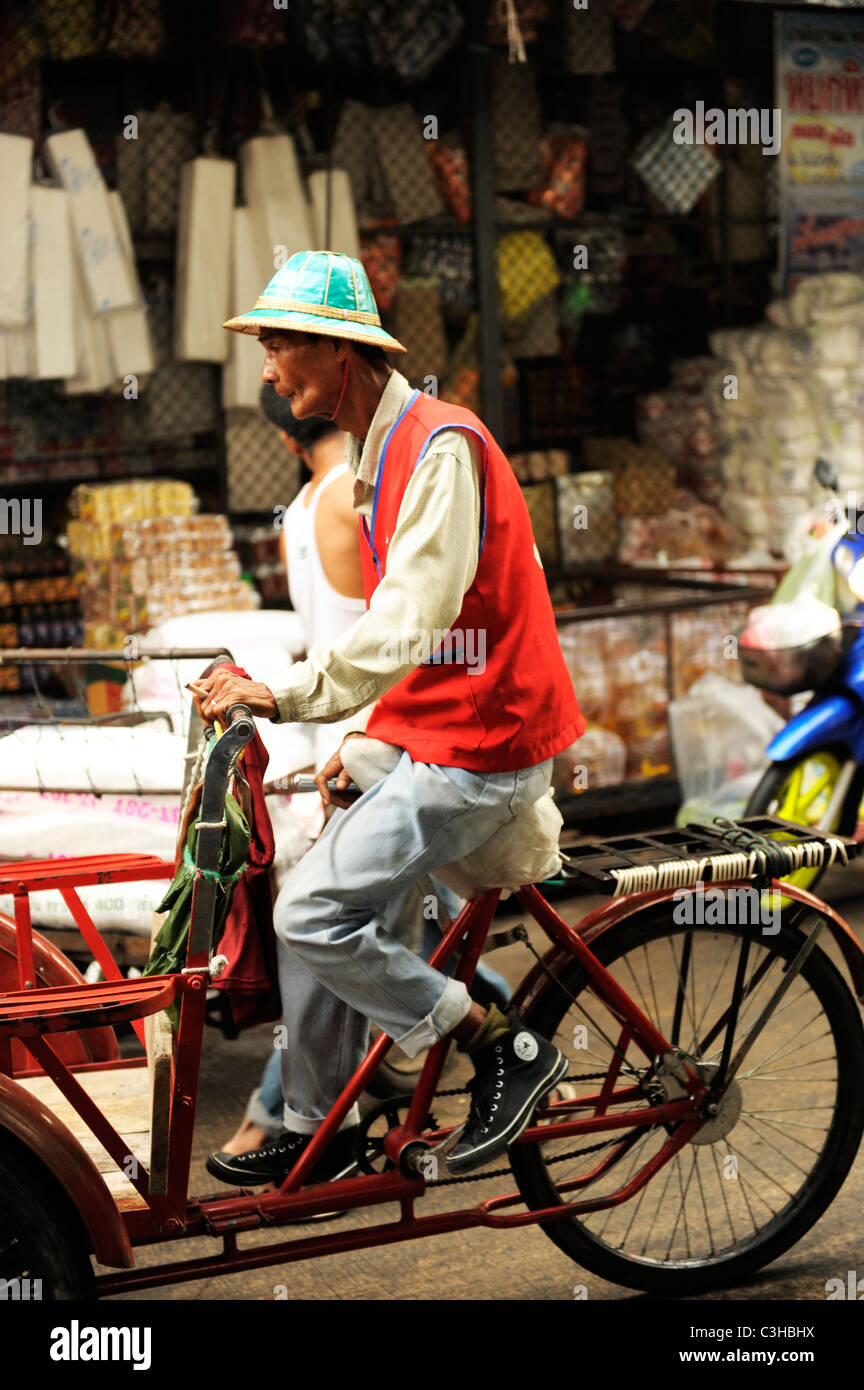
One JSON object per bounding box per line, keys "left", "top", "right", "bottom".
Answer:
{"left": 744, "top": 749, "right": 864, "bottom": 895}
{"left": 510, "top": 905, "right": 864, "bottom": 1294}
{"left": 0, "top": 1136, "right": 96, "bottom": 1300}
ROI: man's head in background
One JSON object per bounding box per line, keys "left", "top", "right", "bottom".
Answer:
{"left": 260, "top": 383, "right": 341, "bottom": 470}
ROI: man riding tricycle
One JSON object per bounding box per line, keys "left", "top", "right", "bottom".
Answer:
{"left": 2, "top": 252, "right": 864, "bottom": 1299}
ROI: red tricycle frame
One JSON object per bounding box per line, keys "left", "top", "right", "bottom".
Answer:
{"left": 2, "top": 705, "right": 864, "bottom": 1296}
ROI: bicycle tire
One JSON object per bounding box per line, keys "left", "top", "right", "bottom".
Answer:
{"left": 0, "top": 1134, "right": 96, "bottom": 1300}
{"left": 510, "top": 906, "right": 864, "bottom": 1294}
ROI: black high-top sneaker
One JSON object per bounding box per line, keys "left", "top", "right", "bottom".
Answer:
{"left": 206, "top": 1125, "right": 358, "bottom": 1187}
{"left": 446, "top": 1010, "right": 567, "bottom": 1176}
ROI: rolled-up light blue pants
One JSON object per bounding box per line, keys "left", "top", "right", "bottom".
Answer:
{"left": 272, "top": 749, "right": 553, "bottom": 1133}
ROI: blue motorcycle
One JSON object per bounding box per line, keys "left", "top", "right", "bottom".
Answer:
{"left": 742, "top": 459, "right": 864, "bottom": 893}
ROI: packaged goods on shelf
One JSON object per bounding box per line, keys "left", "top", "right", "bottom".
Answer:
{"left": 617, "top": 491, "right": 732, "bottom": 567}
{"left": 670, "top": 603, "right": 748, "bottom": 695}
{"left": 358, "top": 233, "right": 401, "bottom": 312}
{"left": 584, "top": 436, "right": 676, "bottom": 516}
{"left": 530, "top": 129, "right": 587, "bottom": 219}
{"left": 554, "top": 216, "right": 626, "bottom": 317}
{"left": 556, "top": 471, "right": 617, "bottom": 565}
{"left": 71, "top": 478, "right": 197, "bottom": 525}
{"left": 553, "top": 726, "right": 627, "bottom": 799}
{"left": 108, "top": 515, "right": 231, "bottom": 558}
{"left": 67, "top": 480, "right": 252, "bottom": 639}
{"left": 631, "top": 118, "right": 720, "bottom": 216}
{"left": 507, "top": 291, "right": 560, "bottom": 357}
{"left": 429, "top": 138, "right": 472, "bottom": 223}
{"left": 331, "top": 101, "right": 392, "bottom": 223}
{"left": 563, "top": 0, "right": 615, "bottom": 73}
{"left": 370, "top": 105, "right": 445, "bottom": 224}
{"left": 496, "top": 231, "right": 560, "bottom": 320}
{"left": 557, "top": 613, "right": 670, "bottom": 781}
{"left": 521, "top": 480, "right": 559, "bottom": 568}
{"left": 508, "top": 449, "right": 570, "bottom": 484}
{"left": 405, "top": 234, "right": 474, "bottom": 309}
{"left": 492, "top": 55, "right": 544, "bottom": 190}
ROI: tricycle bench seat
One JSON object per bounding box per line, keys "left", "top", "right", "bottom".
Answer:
{"left": 0, "top": 974, "right": 181, "bottom": 1040}
{"left": 0, "top": 853, "right": 174, "bottom": 895}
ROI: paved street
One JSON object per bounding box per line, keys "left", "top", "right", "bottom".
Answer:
{"left": 102, "top": 858, "right": 864, "bottom": 1302}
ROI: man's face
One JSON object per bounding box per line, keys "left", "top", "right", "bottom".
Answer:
{"left": 260, "top": 330, "right": 345, "bottom": 419}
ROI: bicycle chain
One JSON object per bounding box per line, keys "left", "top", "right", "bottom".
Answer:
{"left": 367, "top": 1073, "right": 624, "bottom": 1189}
{"left": 427, "top": 1134, "right": 623, "bottom": 1187}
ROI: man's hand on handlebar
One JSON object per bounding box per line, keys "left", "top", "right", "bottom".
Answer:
{"left": 316, "top": 732, "right": 365, "bottom": 808}
{"left": 189, "top": 669, "right": 278, "bottom": 724}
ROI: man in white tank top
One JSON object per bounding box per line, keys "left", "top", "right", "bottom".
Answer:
{"left": 264, "top": 384, "right": 367, "bottom": 771}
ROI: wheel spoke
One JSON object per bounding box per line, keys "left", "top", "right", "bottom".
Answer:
{"left": 512, "top": 914, "right": 862, "bottom": 1285}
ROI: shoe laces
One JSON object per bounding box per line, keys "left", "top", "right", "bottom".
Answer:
{"left": 256, "top": 1131, "right": 306, "bottom": 1160}
{"left": 468, "top": 1042, "right": 506, "bottom": 1136}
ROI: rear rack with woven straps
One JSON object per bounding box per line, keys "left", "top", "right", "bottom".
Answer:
{"left": 561, "top": 816, "right": 858, "bottom": 898}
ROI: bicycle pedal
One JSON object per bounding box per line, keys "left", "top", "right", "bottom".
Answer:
{"left": 427, "top": 1122, "right": 466, "bottom": 1167}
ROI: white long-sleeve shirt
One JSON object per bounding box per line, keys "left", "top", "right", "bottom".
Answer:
{"left": 267, "top": 370, "right": 482, "bottom": 725}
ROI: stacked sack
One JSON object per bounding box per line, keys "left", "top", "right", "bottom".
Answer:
{"left": 709, "top": 273, "right": 864, "bottom": 559}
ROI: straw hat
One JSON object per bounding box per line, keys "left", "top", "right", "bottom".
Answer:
{"left": 223, "top": 249, "right": 406, "bottom": 352}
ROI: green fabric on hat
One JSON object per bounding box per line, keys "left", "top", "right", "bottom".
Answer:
{"left": 223, "top": 249, "right": 406, "bottom": 353}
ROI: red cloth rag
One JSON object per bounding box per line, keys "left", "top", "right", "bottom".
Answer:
{"left": 209, "top": 663, "right": 281, "bottom": 1028}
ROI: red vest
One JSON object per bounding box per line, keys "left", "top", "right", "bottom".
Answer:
{"left": 358, "top": 391, "right": 585, "bottom": 772}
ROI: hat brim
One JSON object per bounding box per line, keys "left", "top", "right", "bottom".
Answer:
{"left": 222, "top": 306, "right": 406, "bottom": 353}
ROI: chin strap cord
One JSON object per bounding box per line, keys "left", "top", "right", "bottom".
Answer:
{"left": 327, "top": 354, "right": 350, "bottom": 420}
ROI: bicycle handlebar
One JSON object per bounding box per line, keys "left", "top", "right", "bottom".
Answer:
{"left": 281, "top": 773, "right": 361, "bottom": 798}
{"left": 225, "top": 702, "right": 254, "bottom": 730}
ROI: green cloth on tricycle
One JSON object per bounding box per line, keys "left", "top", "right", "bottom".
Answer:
{"left": 143, "top": 790, "right": 249, "bottom": 1030}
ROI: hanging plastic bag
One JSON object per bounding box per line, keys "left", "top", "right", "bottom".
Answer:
{"left": 771, "top": 516, "right": 846, "bottom": 609}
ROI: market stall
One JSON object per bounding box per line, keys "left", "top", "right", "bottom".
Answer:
{"left": 0, "top": 0, "right": 854, "bottom": 835}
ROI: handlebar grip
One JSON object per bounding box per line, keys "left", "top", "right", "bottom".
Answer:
{"left": 226, "top": 702, "right": 254, "bottom": 727}
{"left": 281, "top": 774, "right": 361, "bottom": 797}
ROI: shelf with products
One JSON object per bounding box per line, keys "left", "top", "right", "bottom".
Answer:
{"left": 549, "top": 571, "right": 774, "bottom": 822}
{"left": 0, "top": 539, "right": 83, "bottom": 694}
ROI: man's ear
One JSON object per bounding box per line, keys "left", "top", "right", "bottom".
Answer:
{"left": 333, "top": 338, "right": 349, "bottom": 362}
